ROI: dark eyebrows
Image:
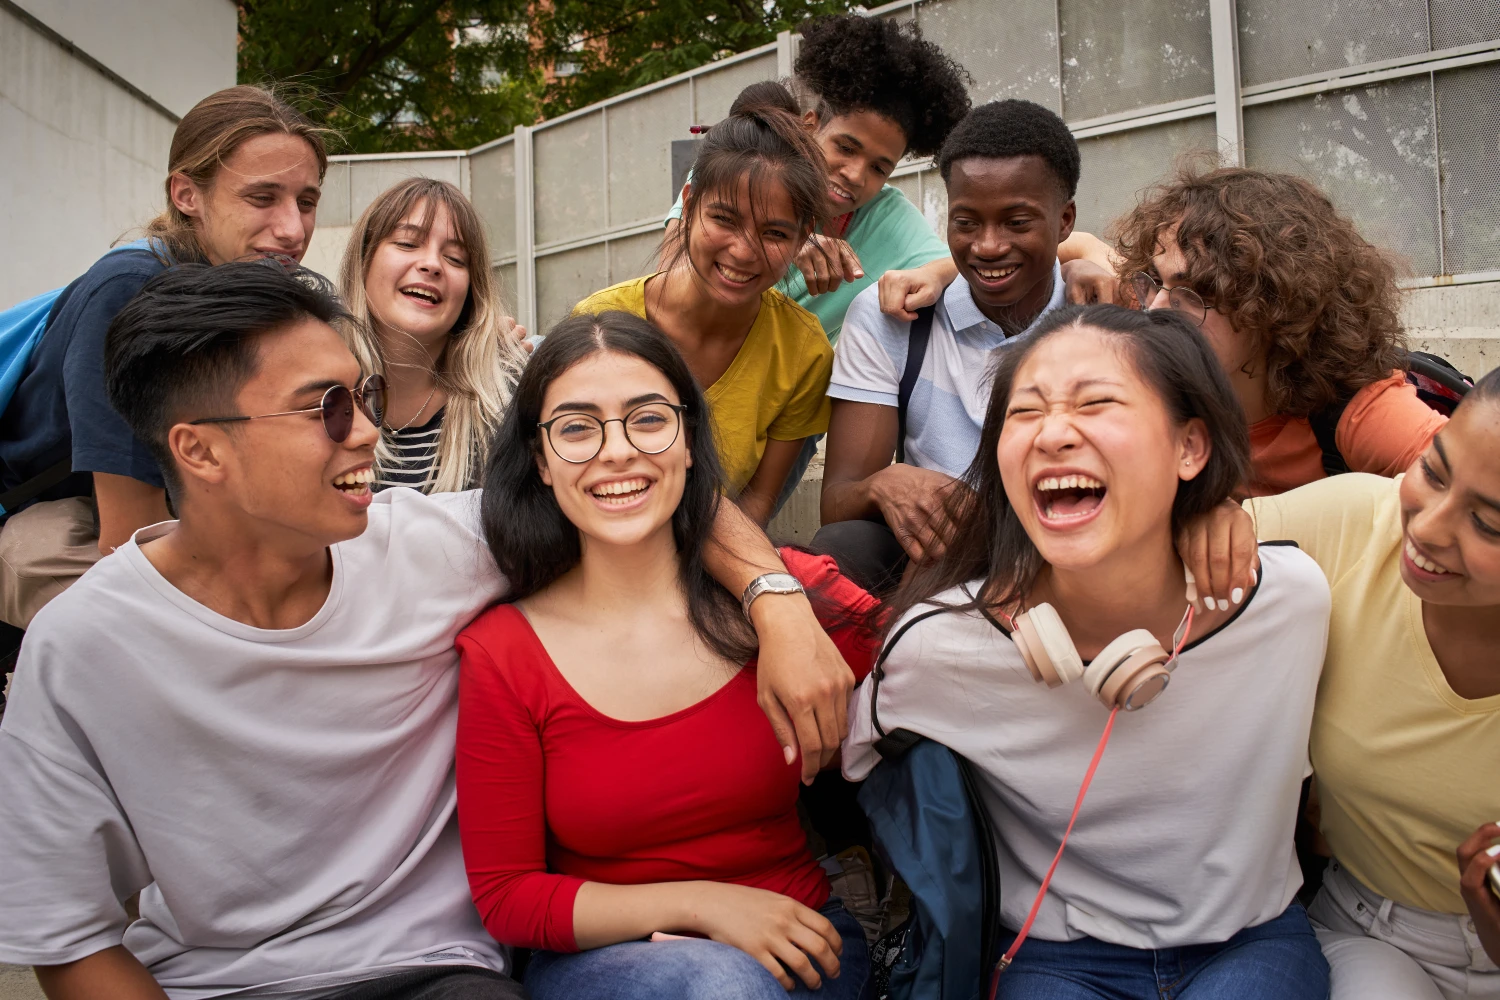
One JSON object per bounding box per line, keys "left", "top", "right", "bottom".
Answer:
{"left": 547, "top": 392, "right": 670, "bottom": 417}
{"left": 1433, "top": 434, "right": 1450, "bottom": 469}
{"left": 835, "top": 131, "right": 896, "bottom": 169}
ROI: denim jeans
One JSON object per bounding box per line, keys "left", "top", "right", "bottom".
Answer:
{"left": 525, "top": 898, "right": 870, "bottom": 1000}
{"left": 994, "top": 903, "right": 1330, "bottom": 1000}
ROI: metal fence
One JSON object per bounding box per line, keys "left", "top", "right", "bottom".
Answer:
{"left": 319, "top": 0, "right": 1500, "bottom": 335}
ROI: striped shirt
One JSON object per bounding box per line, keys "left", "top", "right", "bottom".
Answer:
{"left": 375, "top": 409, "right": 444, "bottom": 493}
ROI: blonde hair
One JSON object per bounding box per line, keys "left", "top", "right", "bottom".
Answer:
{"left": 340, "top": 177, "right": 525, "bottom": 493}
{"left": 144, "top": 85, "right": 333, "bottom": 262}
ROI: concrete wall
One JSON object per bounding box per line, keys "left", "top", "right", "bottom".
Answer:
{"left": 0, "top": 0, "right": 236, "bottom": 309}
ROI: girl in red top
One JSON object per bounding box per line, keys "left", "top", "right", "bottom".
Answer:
{"left": 455, "top": 310, "right": 878, "bottom": 1000}
{"left": 1112, "top": 166, "right": 1446, "bottom": 497}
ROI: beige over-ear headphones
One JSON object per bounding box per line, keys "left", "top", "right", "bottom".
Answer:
{"left": 1009, "top": 569, "right": 1197, "bottom": 712}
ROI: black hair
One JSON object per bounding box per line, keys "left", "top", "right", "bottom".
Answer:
{"left": 795, "top": 14, "right": 971, "bottom": 159}
{"left": 666, "top": 80, "right": 831, "bottom": 291}
{"left": 884, "top": 304, "right": 1249, "bottom": 632}
{"left": 938, "top": 99, "right": 1081, "bottom": 200}
{"left": 1469, "top": 365, "right": 1500, "bottom": 405}
{"left": 479, "top": 310, "right": 758, "bottom": 663}
{"left": 104, "top": 260, "right": 351, "bottom": 497}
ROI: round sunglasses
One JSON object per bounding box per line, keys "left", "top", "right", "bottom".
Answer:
{"left": 191, "top": 374, "right": 387, "bottom": 443}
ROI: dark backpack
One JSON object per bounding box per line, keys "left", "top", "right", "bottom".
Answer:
{"left": 1308, "top": 351, "right": 1473, "bottom": 477}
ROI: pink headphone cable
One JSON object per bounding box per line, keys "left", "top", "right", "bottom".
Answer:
{"left": 988, "top": 604, "right": 1196, "bottom": 997}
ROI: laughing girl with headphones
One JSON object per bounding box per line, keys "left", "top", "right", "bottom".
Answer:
{"left": 843, "top": 304, "right": 1334, "bottom": 999}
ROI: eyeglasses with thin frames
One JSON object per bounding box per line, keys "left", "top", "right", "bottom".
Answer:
{"left": 190, "top": 374, "right": 387, "bottom": 443}
{"left": 538, "top": 402, "right": 687, "bottom": 464}
{"left": 1129, "top": 271, "right": 1208, "bottom": 328}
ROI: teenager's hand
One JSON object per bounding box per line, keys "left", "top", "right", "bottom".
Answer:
{"left": 1458, "top": 823, "right": 1500, "bottom": 963}
{"left": 684, "top": 882, "right": 843, "bottom": 991}
{"left": 1062, "top": 259, "right": 1121, "bottom": 305}
{"left": 797, "top": 236, "right": 863, "bottom": 296}
{"left": 877, "top": 256, "right": 958, "bottom": 321}
{"left": 869, "top": 465, "right": 961, "bottom": 563}
{"left": 1175, "top": 499, "right": 1260, "bottom": 611}
{"left": 753, "top": 593, "right": 855, "bottom": 784}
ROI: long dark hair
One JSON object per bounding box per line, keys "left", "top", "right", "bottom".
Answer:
{"left": 884, "top": 304, "right": 1251, "bottom": 631}
{"left": 665, "top": 81, "right": 832, "bottom": 286}
{"left": 480, "top": 310, "right": 757, "bottom": 662}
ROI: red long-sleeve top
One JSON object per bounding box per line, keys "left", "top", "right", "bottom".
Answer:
{"left": 454, "top": 550, "right": 878, "bottom": 953}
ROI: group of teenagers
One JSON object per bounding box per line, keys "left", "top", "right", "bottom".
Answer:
{"left": 0, "top": 12, "right": 1497, "bottom": 1000}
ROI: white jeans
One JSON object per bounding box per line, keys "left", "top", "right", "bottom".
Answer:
{"left": 1309, "top": 858, "right": 1500, "bottom": 999}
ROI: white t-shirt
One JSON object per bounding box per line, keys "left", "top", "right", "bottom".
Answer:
{"left": 844, "top": 543, "right": 1330, "bottom": 950}
{"left": 828, "top": 266, "right": 1065, "bottom": 478}
{"left": 0, "top": 489, "right": 508, "bottom": 998}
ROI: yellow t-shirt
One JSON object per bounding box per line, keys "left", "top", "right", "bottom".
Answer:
{"left": 572, "top": 277, "right": 833, "bottom": 495}
{"left": 1248, "top": 473, "right": 1500, "bottom": 913}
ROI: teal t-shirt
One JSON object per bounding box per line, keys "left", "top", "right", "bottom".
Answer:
{"left": 665, "top": 182, "right": 949, "bottom": 343}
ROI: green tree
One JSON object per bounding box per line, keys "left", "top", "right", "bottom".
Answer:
{"left": 236, "top": 0, "right": 539, "bottom": 153}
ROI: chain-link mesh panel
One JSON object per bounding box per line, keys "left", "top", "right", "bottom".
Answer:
{"left": 319, "top": 161, "right": 351, "bottom": 227}
{"left": 533, "top": 112, "right": 606, "bottom": 245}
{"left": 1245, "top": 78, "right": 1440, "bottom": 275}
{"left": 469, "top": 141, "right": 516, "bottom": 262}
{"left": 607, "top": 230, "right": 665, "bottom": 283}
{"left": 1436, "top": 64, "right": 1500, "bottom": 275}
{"left": 537, "top": 243, "right": 609, "bottom": 333}
{"left": 692, "top": 53, "right": 780, "bottom": 125}
{"left": 348, "top": 157, "right": 463, "bottom": 223}
{"left": 1431, "top": 0, "right": 1500, "bottom": 50}
{"left": 915, "top": 0, "right": 1062, "bottom": 111}
{"left": 607, "top": 83, "right": 691, "bottom": 229}
{"left": 1060, "top": 0, "right": 1213, "bottom": 122}
{"left": 1238, "top": 0, "right": 1429, "bottom": 87}
{"left": 1075, "top": 116, "right": 1217, "bottom": 236}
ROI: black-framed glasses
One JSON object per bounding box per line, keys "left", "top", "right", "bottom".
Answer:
{"left": 190, "top": 374, "right": 386, "bottom": 443}
{"left": 1129, "top": 271, "right": 1208, "bottom": 328}
{"left": 538, "top": 402, "right": 687, "bottom": 464}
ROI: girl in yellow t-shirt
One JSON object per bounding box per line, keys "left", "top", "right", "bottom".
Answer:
{"left": 574, "top": 82, "right": 833, "bottom": 526}
{"left": 1190, "top": 367, "right": 1500, "bottom": 998}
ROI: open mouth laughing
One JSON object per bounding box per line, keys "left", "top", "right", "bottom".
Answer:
{"left": 333, "top": 466, "right": 375, "bottom": 502}
{"left": 588, "top": 476, "right": 653, "bottom": 508}
{"left": 1033, "top": 473, "right": 1107, "bottom": 526}
{"left": 1403, "top": 536, "right": 1459, "bottom": 581}
{"left": 714, "top": 263, "right": 757, "bottom": 286}
{"left": 400, "top": 283, "right": 443, "bottom": 306}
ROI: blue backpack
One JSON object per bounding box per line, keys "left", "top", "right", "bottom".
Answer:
{"left": 0, "top": 240, "right": 157, "bottom": 515}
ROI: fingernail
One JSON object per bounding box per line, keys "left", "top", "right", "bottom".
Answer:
{"left": 783, "top": 746, "right": 796, "bottom": 765}
{"left": 1231, "top": 587, "right": 1244, "bottom": 605}
{"left": 1487, "top": 845, "right": 1500, "bottom": 857}
{"left": 1252, "top": 568, "right": 1259, "bottom": 586}
{"left": 854, "top": 270, "right": 865, "bottom": 278}
{"left": 1217, "top": 598, "right": 1230, "bottom": 611}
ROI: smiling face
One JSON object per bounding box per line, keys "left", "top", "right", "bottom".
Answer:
{"left": 997, "top": 324, "right": 1209, "bottom": 571}
{"left": 685, "top": 173, "right": 804, "bottom": 307}
{"left": 186, "top": 317, "right": 379, "bottom": 547}
{"left": 1398, "top": 398, "right": 1500, "bottom": 606}
{"left": 811, "top": 109, "right": 908, "bottom": 213}
{"left": 171, "top": 132, "right": 322, "bottom": 265}
{"left": 1150, "top": 226, "right": 1254, "bottom": 375}
{"left": 363, "top": 199, "right": 471, "bottom": 346}
{"left": 535, "top": 351, "right": 691, "bottom": 553}
{"left": 947, "top": 155, "right": 1075, "bottom": 328}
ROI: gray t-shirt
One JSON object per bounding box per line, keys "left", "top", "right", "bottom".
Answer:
{"left": 0, "top": 489, "right": 508, "bottom": 998}
{"left": 828, "top": 265, "right": 1065, "bottom": 479}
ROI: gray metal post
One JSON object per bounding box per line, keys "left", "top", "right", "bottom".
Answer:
{"left": 1209, "top": 0, "right": 1245, "bottom": 166}
{"left": 776, "top": 30, "right": 794, "bottom": 79}
{"left": 513, "top": 123, "right": 538, "bottom": 334}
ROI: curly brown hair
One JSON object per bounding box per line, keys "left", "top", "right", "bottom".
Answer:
{"left": 1111, "top": 165, "right": 1408, "bottom": 418}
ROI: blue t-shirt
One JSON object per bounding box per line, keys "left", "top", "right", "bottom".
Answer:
{"left": 0, "top": 248, "right": 168, "bottom": 516}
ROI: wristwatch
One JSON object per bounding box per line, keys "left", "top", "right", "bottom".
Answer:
{"left": 741, "top": 573, "right": 806, "bottom": 620}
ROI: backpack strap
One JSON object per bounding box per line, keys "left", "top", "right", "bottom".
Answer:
{"left": 0, "top": 457, "right": 73, "bottom": 515}
{"left": 895, "top": 306, "right": 936, "bottom": 465}
{"left": 1308, "top": 403, "right": 1351, "bottom": 478}
{"left": 868, "top": 606, "right": 949, "bottom": 757}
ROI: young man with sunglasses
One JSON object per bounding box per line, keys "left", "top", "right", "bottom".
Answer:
{"left": 0, "top": 261, "right": 857, "bottom": 1000}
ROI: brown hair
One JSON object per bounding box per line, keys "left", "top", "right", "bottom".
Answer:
{"left": 143, "top": 85, "right": 334, "bottom": 262}
{"left": 665, "top": 81, "right": 832, "bottom": 283}
{"left": 1111, "top": 164, "right": 1408, "bottom": 417}
{"left": 340, "top": 177, "right": 526, "bottom": 494}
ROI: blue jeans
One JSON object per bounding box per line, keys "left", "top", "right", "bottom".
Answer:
{"left": 995, "top": 903, "right": 1329, "bottom": 1000}
{"left": 525, "top": 898, "right": 870, "bottom": 1000}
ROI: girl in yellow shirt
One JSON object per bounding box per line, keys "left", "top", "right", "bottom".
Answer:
{"left": 575, "top": 83, "right": 833, "bottom": 526}
{"left": 1189, "top": 367, "right": 1500, "bottom": 998}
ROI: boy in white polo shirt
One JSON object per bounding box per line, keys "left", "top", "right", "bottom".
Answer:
{"left": 0, "top": 261, "right": 855, "bottom": 1000}
{"left": 814, "top": 100, "right": 1078, "bottom": 591}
